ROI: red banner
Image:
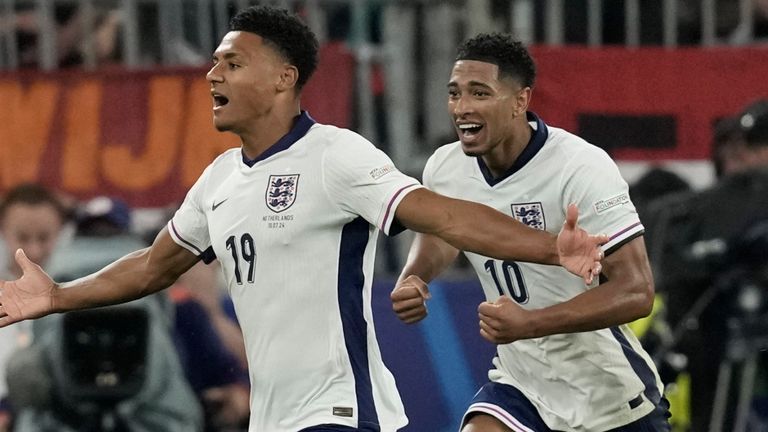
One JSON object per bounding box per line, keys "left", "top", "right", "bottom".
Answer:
{"left": 530, "top": 46, "right": 768, "bottom": 160}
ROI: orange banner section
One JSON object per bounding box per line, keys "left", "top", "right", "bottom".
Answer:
{"left": 0, "top": 42, "right": 354, "bottom": 207}
{"left": 530, "top": 46, "right": 768, "bottom": 160}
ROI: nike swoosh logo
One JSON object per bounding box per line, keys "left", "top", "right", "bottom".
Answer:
{"left": 212, "top": 198, "right": 229, "bottom": 211}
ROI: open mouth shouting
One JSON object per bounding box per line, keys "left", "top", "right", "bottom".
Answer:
{"left": 212, "top": 91, "right": 230, "bottom": 111}
{"left": 457, "top": 122, "right": 485, "bottom": 145}
{"left": 458, "top": 122, "right": 483, "bottom": 137}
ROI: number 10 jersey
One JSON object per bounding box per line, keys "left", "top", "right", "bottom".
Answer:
{"left": 423, "top": 113, "right": 663, "bottom": 431}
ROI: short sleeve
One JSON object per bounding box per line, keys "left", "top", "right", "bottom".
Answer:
{"left": 561, "top": 146, "right": 643, "bottom": 255}
{"left": 322, "top": 131, "right": 422, "bottom": 235}
{"left": 168, "top": 165, "right": 213, "bottom": 259}
{"left": 422, "top": 152, "right": 438, "bottom": 190}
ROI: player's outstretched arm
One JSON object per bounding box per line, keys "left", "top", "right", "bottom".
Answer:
{"left": 0, "top": 227, "right": 200, "bottom": 327}
{"left": 391, "top": 233, "right": 459, "bottom": 324}
{"left": 394, "top": 188, "right": 606, "bottom": 283}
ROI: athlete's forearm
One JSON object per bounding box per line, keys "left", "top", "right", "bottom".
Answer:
{"left": 54, "top": 248, "right": 177, "bottom": 312}
{"left": 525, "top": 278, "right": 653, "bottom": 339}
{"left": 433, "top": 199, "right": 559, "bottom": 265}
{"left": 524, "top": 239, "right": 654, "bottom": 338}
{"left": 396, "top": 234, "right": 458, "bottom": 285}
{"left": 396, "top": 189, "right": 559, "bottom": 266}
{"left": 53, "top": 229, "right": 199, "bottom": 313}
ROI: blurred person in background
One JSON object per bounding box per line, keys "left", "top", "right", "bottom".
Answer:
{"left": 647, "top": 99, "right": 768, "bottom": 431}
{"left": 68, "top": 198, "right": 249, "bottom": 431}
{"left": 170, "top": 261, "right": 250, "bottom": 432}
{"left": 629, "top": 167, "right": 692, "bottom": 224}
{"left": 0, "top": 5, "right": 608, "bottom": 431}
{"left": 711, "top": 115, "right": 749, "bottom": 180}
{"left": 711, "top": 107, "right": 768, "bottom": 177}
{"left": 8, "top": 196, "right": 203, "bottom": 432}
{"left": 391, "top": 32, "right": 669, "bottom": 431}
{"left": 629, "top": 167, "right": 693, "bottom": 266}
{"left": 0, "top": 183, "right": 69, "bottom": 432}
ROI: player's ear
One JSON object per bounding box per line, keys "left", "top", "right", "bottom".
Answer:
{"left": 276, "top": 64, "right": 299, "bottom": 92}
{"left": 514, "top": 87, "right": 532, "bottom": 117}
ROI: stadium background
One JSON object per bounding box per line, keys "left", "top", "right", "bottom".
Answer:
{"left": 2, "top": 0, "right": 768, "bottom": 431}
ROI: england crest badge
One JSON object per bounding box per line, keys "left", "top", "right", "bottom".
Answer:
{"left": 511, "top": 202, "right": 546, "bottom": 230}
{"left": 266, "top": 174, "right": 299, "bottom": 213}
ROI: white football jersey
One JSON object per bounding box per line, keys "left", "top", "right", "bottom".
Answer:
{"left": 423, "top": 113, "right": 663, "bottom": 431}
{"left": 169, "top": 112, "right": 420, "bottom": 432}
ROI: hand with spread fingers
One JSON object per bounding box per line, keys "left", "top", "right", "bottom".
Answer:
{"left": 557, "top": 204, "right": 607, "bottom": 284}
{"left": 390, "top": 275, "right": 431, "bottom": 324}
{"left": 477, "top": 296, "right": 532, "bottom": 344}
{"left": 0, "top": 249, "right": 58, "bottom": 328}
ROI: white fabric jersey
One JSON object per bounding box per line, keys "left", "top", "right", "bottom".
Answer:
{"left": 423, "top": 113, "right": 663, "bottom": 431}
{"left": 169, "top": 112, "right": 420, "bottom": 432}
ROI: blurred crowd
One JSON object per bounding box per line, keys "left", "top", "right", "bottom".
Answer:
{"left": 0, "top": 189, "right": 250, "bottom": 432}
{"left": 6, "top": 0, "right": 768, "bottom": 72}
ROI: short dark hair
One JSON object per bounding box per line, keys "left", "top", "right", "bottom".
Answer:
{"left": 230, "top": 5, "right": 319, "bottom": 90}
{"left": 455, "top": 33, "right": 536, "bottom": 89}
{"left": 0, "top": 183, "right": 67, "bottom": 222}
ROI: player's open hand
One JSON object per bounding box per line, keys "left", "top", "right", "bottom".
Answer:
{"left": 478, "top": 296, "right": 530, "bottom": 344}
{"left": 557, "top": 204, "right": 608, "bottom": 284}
{"left": 390, "top": 275, "right": 431, "bottom": 324}
{"left": 0, "top": 249, "right": 58, "bottom": 327}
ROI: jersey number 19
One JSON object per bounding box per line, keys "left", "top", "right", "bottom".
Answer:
{"left": 226, "top": 233, "right": 256, "bottom": 284}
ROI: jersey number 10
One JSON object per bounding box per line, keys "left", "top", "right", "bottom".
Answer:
{"left": 484, "top": 260, "right": 529, "bottom": 304}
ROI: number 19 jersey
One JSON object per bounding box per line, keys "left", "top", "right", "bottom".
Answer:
{"left": 168, "top": 112, "right": 420, "bottom": 432}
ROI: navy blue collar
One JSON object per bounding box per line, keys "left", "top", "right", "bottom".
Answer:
{"left": 476, "top": 111, "right": 548, "bottom": 186}
{"left": 242, "top": 111, "right": 316, "bottom": 167}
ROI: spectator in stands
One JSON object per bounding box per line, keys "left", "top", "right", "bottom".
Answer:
{"left": 711, "top": 116, "right": 748, "bottom": 179}
{"left": 628, "top": 167, "right": 694, "bottom": 265}
{"left": 0, "top": 183, "right": 68, "bottom": 432}
{"left": 73, "top": 199, "right": 249, "bottom": 431}
{"left": 171, "top": 261, "right": 250, "bottom": 431}
{"left": 710, "top": 107, "right": 768, "bottom": 177}
{"left": 8, "top": 196, "right": 203, "bottom": 432}
{"left": 629, "top": 167, "right": 692, "bottom": 223}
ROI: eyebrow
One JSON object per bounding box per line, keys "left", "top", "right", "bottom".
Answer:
{"left": 212, "top": 52, "right": 243, "bottom": 61}
{"left": 447, "top": 80, "right": 493, "bottom": 89}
